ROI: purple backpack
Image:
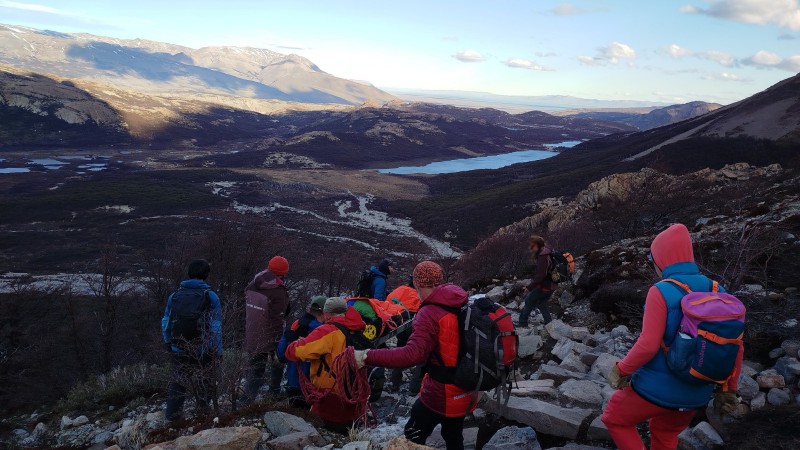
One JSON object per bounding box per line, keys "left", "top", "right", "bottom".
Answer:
{"left": 662, "top": 279, "right": 746, "bottom": 386}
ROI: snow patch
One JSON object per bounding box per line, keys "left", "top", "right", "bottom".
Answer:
{"left": 95, "top": 205, "right": 135, "bottom": 214}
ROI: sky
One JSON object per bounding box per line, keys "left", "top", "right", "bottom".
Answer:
{"left": 1, "top": 0, "right": 799, "bottom": 104}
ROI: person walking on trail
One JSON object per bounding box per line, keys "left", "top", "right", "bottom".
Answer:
{"left": 517, "top": 235, "right": 557, "bottom": 326}
{"left": 285, "top": 297, "right": 367, "bottom": 427}
{"left": 353, "top": 261, "right": 474, "bottom": 450}
{"left": 243, "top": 256, "right": 290, "bottom": 402}
{"left": 601, "top": 224, "right": 743, "bottom": 450}
{"left": 161, "top": 259, "right": 222, "bottom": 422}
{"left": 387, "top": 276, "right": 423, "bottom": 393}
{"left": 370, "top": 258, "right": 395, "bottom": 301}
{"left": 277, "top": 295, "right": 326, "bottom": 407}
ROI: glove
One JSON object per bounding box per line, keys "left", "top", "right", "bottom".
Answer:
{"left": 354, "top": 349, "right": 369, "bottom": 369}
{"left": 608, "top": 363, "right": 630, "bottom": 390}
{"left": 713, "top": 387, "right": 740, "bottom": 416}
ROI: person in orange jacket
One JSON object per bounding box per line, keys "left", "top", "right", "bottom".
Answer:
{"left": 285, "top": 297, "right": 366, "bottom": 426}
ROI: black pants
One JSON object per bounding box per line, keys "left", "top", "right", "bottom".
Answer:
{"left": 166, "top": 352, "right": 214, "bottom": 421}
{"left": 405, "top": 399, "right": 465, "bottom": 450}
{"left": 518, "top": 288, "right": 553, "bottom": 325}
{"left": 244, "top": 352, "right": 284, "bottom": 400}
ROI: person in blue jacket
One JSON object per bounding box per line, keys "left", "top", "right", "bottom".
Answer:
{"left": 370, "top": 258, "right": 395, "bottom": 300}
{"left": 277, "top": 295, "right": 326, "bottom": 407}
{"left": 161, "top": 259, "right": 223, "bottom": 421}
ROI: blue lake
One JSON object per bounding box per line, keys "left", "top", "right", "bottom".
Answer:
{"left": 378, "top": 140, "right": 582, "bottom": 175}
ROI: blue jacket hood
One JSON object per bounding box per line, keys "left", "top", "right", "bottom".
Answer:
{"left": 370, "top": 266, "right": 388, "bottom": 278}
{"left": 180, "top": 279, "right": 211, "bottom": 289}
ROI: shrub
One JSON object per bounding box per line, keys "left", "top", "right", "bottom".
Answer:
{"left": 56, "top": 363, "right": 167, "bottom": 415}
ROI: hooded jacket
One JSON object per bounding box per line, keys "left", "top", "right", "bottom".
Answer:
{"left": 277, "top": 313, "right": 323, "bottom": 390}
{"left": 369, "top": 265, "right": 389, "bottom": 300}
{"left": 619, "top": 224, "right": 743, "bottom": 410}
{"left": 245, "top": 269, "right": 289, "bottom": 355}
{"left": 161, "top": 279, "right": 223, "bottom": 355}
{"left": 365, "top": 283, "right": 474, "bottom": 418}
{"left": 527, "top": 245, "right": 555, "bottom": 291}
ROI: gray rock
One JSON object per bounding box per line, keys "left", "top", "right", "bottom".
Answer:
{"left": 769, "top": 347, "right": 786, "bottom": 359}
{"left": 263, "top": 411, "right": 317, "bottom": 437}
{"left": 757, "top": 369, "right": 786, "bottom": 388}
{"left": 482, "top": 426, "right": 540, "bottom": 450}
{"left": 552, "top": 338, "right": 590, "bottom": 361}
{"left": 12, "top": 429, "right": 29, "bottom": 441}
{"left": 559, "top": 291, "right": 575, "bottom": 308}
{"left": 678, "top": 427, "right": 710, "bottom": 450}
{"left": 472, "top": 408, "right": 487, "bottom": 420}
{"left": 513, "top": 379, "right": 557, "bottom": 397}
{"left": 92, "top": 430, "right": 113, "bottom": 444}
{"left": 736, "top": 373, "right": 760, "bottom": 400}
{"left": 170, "top": 426, "right": 262, "bottom": 450}
{"left": 72, "top": 415, "right": 90, "bottom": 427}
{"left": 773, "top": 357, "right": 800, "bottom": 384}
{"left": 750, "top": 392, "right": 766, "bottom": 410}
{"left": 739, "top": 363, "right": 758, "bottom": 379}
{"left": 21, "top": 422, "right": 47, "bottom": 447}
{"left": 559, "top": 354, "right": 588, "bottom": 373}
{"left": 56, "top": 424, "right": 99, "bottom": 448}
{"left": 742, "top": 360, "right": 764, "bottom": 373}
{"left": 546, "top": 445, "right": 607, "bottom": 450}
{"left": 428, "top": 426, "right": 479, "bottom": 450}
{"left": 268, "top": 431, "right": 325, "bottom": 450}
{"left": 518, "top": 334, "right": 544, "bottom": 358}
{"left": 571, "top": 327, "right": 590, "bottom": 341}
{"left": 611, "top": 325, "right": 630, "bottom": 339}
{"left": 781, "top": 339, "right": 800, "bottom": 357}
{"left": 587, "top": 416, "right": 612, "bottom": 441}
{"left": 486, "top": 286, "right": 506, "bottom": 303}
{"left": 692, "top": 422, "right": 724, "bottom": 448}
{"left": 545, "top": 320, "right": 574, "bottom": 341}
{"left": 342, "top": 441, "right": 371, "bottom": 450}
{"left": 61, "top": 416, "right": 73, "bottom": 430}
{"left": 585, "top": 333, "right": 611, "bottom": 347}
{"left": 579, "top": 350, "right": 600, "bottom": 366}
{"left": 767, "top": 388, "right": 791, "bottom": 406}
{"left": 482, "top": 396, "right": 593, "bottom": 440}
{"left": 144, "top": 411, "right": 165, "bottom": 430}
{"left": 590, "top": 353, "right": 621, "bottom": 379}
{"left": 537, "top": 365, "right": 586, "bottom": 385}
{"left": 558, "top": 379, "right": 604, "bottom": 406}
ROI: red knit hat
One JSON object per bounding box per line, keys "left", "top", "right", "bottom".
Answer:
{"left": 413, "top": 261, "right": 444, "bottom": 289}
{"left": 268, "top": 256, "right": 289, "bottom": 277}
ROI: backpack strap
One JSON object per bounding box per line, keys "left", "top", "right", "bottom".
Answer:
{"left": 662, "top": 278, "right": 692, "bottom": 293}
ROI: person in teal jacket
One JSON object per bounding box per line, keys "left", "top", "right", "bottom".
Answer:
{"left": 161, "top": 259, "right": 222, "bottom": 421}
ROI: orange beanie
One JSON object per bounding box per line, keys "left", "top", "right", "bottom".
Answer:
{"left": 268, "top": 256, "right": 289, "bottom": 277}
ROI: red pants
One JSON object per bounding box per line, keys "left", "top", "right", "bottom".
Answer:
{"left": 601, "top": 386, "right": 696, "bottom": 450}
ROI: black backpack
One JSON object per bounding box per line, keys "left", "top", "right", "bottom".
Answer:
{"left": 164, "top": 287, "right": 211, "bottom": 348}
{"left": 549, "top": 251, "right": 575, "bottom": 283}
{"left": 356, "top": 270, "right": 376, "bottom": 297}
{"left": 331, "top": 322, "right": 375, "bottom": 350}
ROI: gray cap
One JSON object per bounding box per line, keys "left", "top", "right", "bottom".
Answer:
{"left": 309, "top": 295, "right": 327, "bottom": 312}
{"left": 323, "top": 297, "right": 347, "bottom": 314}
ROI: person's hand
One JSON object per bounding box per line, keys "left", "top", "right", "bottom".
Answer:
{"left": 353, "top": 349, "right": 369, "bottom": 369}
{"left": 608, "top": 363, "right": 630, "bottom": 389}
{"left": 713, "top": 388, "right": 740, "bottom": 416}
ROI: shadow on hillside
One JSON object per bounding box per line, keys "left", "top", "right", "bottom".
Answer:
{"left": 64, "top": 42, "right": 353, "bottom": 104}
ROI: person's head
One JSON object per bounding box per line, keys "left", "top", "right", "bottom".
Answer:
{"left": 322, "top": 296, "right": 347, "bottom": 322}
{"left": 378, "top": 258, "right": 395, "bottom": 275}
{"left": 529, "top": 235, "right": 545, "bottom": 255}
{"left": 187, "top": 259, "right": 211, "bottom": 281}
{"left": 268, "top": 256, "right": 289, "bottom": 277}
{"left": 308, "top": 295, "right": 327, "bottom": 321}
{"left": 412, "top": 261, "right": 444, "bottom": 300}
{"left": 650, "top": 224, "right": 695, "bottom": 279}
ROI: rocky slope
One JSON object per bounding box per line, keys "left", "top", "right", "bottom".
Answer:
{"left": 0, "top": 24, "right": 396, "bottom": 105}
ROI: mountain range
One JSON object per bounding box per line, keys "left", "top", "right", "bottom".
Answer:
{"left": 0, "top": 24, "right": 396, "bottom": 106}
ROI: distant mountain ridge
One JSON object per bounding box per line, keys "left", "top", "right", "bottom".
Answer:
{"left": 0, "top": 24, "right": 396, "bottom": 105}
{"left": 567, "top": 101, "right": 723, "bottom": 130}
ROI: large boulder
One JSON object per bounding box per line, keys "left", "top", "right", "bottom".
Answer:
{"left": 590, "top": 353, "right": 620, "bottom": 379}
{"left": 536, "top": 365, "right": 586, "bottom": 385}
{"left": 736, "top": 373, "right": 760, "bottom": 400}
{"left": 262, "top": 411, "right": 317, "bottom": 436}
{"left": 545, "top": 320, "right": 574, "bottom": 341}
{"left": 513, "top": 379, "right": 557, "bottom": 397}
{"left": 756, "top": 369, "right": 785, "bottom": 388}
{"left": 486, "top": 286, "right": 506, "bottom": 303}
{"left": 552, "top": 338, "right": 590, "bottom": 361}
{"left": 482, "top": 426, "right": 541, "bottom": 450}
{"left": 781, "top": 340, "right": 800, "bottom": 357}
{"left": 678, "top": 427, "right": 710, "bottom": 450}
{"left": 147, "top": 427, "right": 262, "bottom": 450}
{"left": 482, "top": 396, "right": 593, "bottom": 440}
{"left": 558, "top": 380, "right": 604, "bottom": 406}
{"left": 773, "top": 357, "right": 800, "bottom": 384}
{"left": 692, "top": 422, "right": 724, "bottom": 449}
{"left": 750, "top": 392, "right": 767, "bottom": 410}
{"left": 767, "top": 388, "right": 791, "bottom": 406}
{"left": 587, "top": 416, "right": 612, "bottom": 441}
{"left": 518, "top": 334, "right": 544, "bottom": 358}
{"left": 268, "top": 431, "right": 327, "bottom": 450}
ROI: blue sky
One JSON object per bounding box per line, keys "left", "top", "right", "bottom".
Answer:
{"left": 1, "top": 0, "right": 799, "bottom": 104}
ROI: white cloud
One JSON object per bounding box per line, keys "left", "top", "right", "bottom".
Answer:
{"left": 741, "top": 50, "right": 800, "bottom": 71}
{"left": 577, "top": 55, "right": 604, "bottom": 66}
{"left": 578, "top": 42, "right": 636, "bottom": 66}
{"left": 0, "top": 1, "right": 62, "bottom": 14}
{"left": 703, "top": 72, "right": 751, "bottom": 81}
{"left": 663, "top": 44, "right": 693, "bottom": 58}
{"left": 698, "top": 50, "right": 738, "bottom": 66}
{"left": 502, "top": 58, "right": 551, "bottom": 71}
{"left": 550, "top": 3, "right": 585, "bottom": 16}
{"left": 681, "top": 0, "right": 800, "bottom": 30}
{"left": 452, "top": 50, "right": 486, "bottom": 63}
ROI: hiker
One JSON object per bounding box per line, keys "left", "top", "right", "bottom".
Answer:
{"left": 277, "top": 295, "right": 326, "bottom": 407}
{"left": 386, "top": 276, "right": 423, "bottom": 393}
{"left": 517, "top": 235, "right": 557, "bottom": 326}
{"left": 161, "top": 259, "right": 222, "bottom": 421}
{"left": 354, "top": 261, "right": 473, "bottom": 450}
{"left": 369, "top": 258, "right": 395, "bottom": 300}
{"left": 601, "top": 224, "right": 743, "bottom": 450}
{"left": 242, "top": 256, "right": 290, "bottom": 402}
{"left": 285, "top": 297, "right": 367, "bottom": 427}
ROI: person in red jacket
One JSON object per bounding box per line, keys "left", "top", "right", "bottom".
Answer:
{"left": 601, "top": 224, "right": 742, "bottom": 450}
{"left": 354, "top": 261, "right": 473, "bottom": 450}
{"left": 517, "top": 235, "right": 557, "bottom": 326}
